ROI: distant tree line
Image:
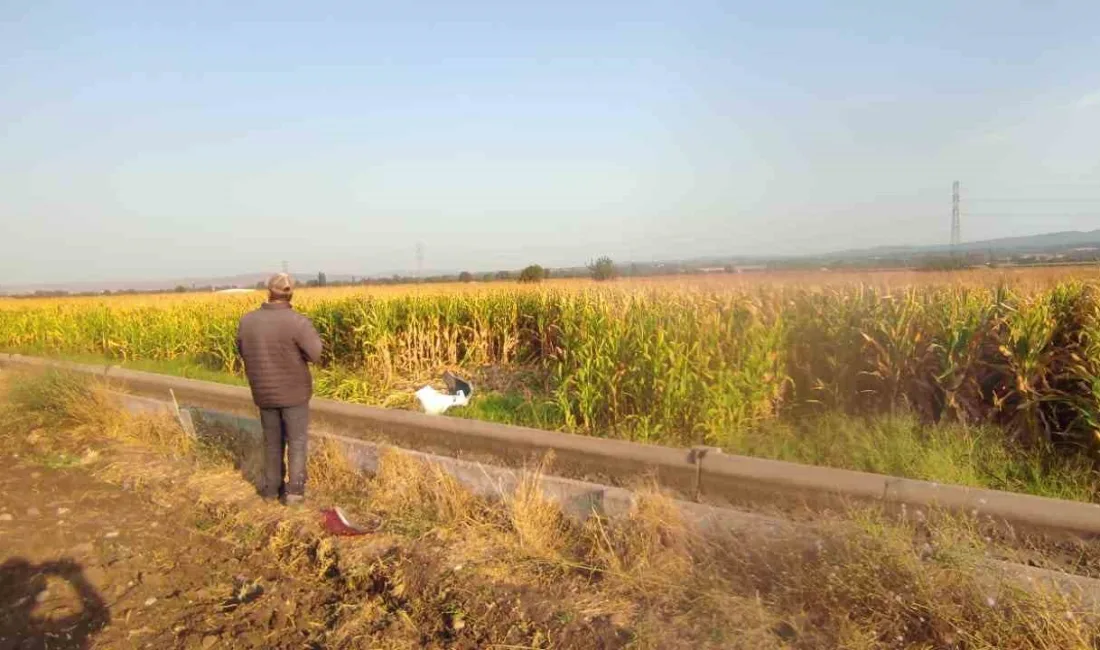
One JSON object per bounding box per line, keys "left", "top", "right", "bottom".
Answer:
{"left": 11, "top": 248, "right": 1100, "bottom": 298}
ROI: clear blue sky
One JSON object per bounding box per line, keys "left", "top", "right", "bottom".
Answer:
{"left": 3, "top": 1, "right": 1100, "bottom": 284}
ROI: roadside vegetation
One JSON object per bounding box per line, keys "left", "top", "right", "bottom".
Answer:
{"left": 3, "top": 270, "right": 1100, "bottom": 503}
{"left": 2, "top": 369, "right": 1098, "bottom": 649}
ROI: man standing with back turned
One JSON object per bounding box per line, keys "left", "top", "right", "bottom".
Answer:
{"left": 236, "top": 273, "right": 323, "bottom": 506}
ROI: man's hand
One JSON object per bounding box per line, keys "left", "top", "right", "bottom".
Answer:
{"left": 296, "top": 316, "right": 323, "bottom": 365}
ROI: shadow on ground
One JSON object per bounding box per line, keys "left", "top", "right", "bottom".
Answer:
{"left": 0, "top": 558, "right": 109, "bottom": 650}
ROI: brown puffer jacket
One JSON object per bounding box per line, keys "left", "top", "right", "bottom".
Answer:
{"left": 236, "top": 302, "right": 324, "bottom": 408}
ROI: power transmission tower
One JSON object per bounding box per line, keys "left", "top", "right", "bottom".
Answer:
{"left": 951, "top": 181, "right": 961, "bottom": 248}
{"left": 415, "top": 242, "right": 424, "bottom": 282}
{"left": 281, "top": 260, "right": 289, "bottom": 275}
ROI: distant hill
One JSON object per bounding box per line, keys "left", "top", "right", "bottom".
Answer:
{"left": 6, "top": 229, "right": 1100, "bottom": 295}
{"left": 821, "top": 230, "right": 1100, "bottom": 260}
{"left": 953, "top": 229, "right": 1100, "bottom": 253}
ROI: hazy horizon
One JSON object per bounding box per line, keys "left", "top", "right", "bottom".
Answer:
{"left": 4, "top": 1, "right": 1100, "bottom": 285}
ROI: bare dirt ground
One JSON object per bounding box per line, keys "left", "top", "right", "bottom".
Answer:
{"left": 0, "top": 445, "right": 632, "bottom": 650}
{"left": 0, "top": 454, "right": 341, "bottom": 650}
{"left": 0, "top": 371, "right": 636, "bottom": 650}
{"left": 5, "top": 370, "right": 1100, "bottom": 650}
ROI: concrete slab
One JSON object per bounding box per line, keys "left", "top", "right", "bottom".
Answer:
{"left": 6, "top": 353, "right": 1100, "bottom": 539}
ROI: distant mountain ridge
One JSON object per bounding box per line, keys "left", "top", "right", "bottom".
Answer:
{"left": 823, "top": 229, "right": 1100, "bottom": 259}
{"left": 5, "top": 229, "right": 1100, "bottom": 294}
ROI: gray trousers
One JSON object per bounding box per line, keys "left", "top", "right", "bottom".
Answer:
{"left": 259, "top": 404, "right": 309, "bottom": 499}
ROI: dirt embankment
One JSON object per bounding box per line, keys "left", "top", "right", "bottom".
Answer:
{"left": 3, "top": 369, "right": 1100, "bottom": 650}
{"left": 0, "top": 455, "right": 345, "bottom": 649}
{"left": 0, "top": 371, "right": 641, "bottom": 649}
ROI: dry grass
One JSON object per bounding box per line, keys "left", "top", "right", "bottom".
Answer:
{"left": 313, "top": 439, "right": 1100, "bottom": 649}
{"left": 507, "top": 462, "right": 577, "bottom": 563}
{"left": 2, "top": 369, "right": 1099, "bottom": 649}
{"left": 368, "top": 449, "right": 488, "bottom": 535}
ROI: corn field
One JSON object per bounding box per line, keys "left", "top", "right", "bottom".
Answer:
{"left": 3, "top": 277, "right": 1100, "bottom": 457}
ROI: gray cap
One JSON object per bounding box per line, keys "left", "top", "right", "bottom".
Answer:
{"left": 267, "top": 273, "right": 294, "bottom": 300}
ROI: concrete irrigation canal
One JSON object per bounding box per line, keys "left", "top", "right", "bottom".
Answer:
{"left": 4, "top": 352, "right": 1100, "bottom": 611}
